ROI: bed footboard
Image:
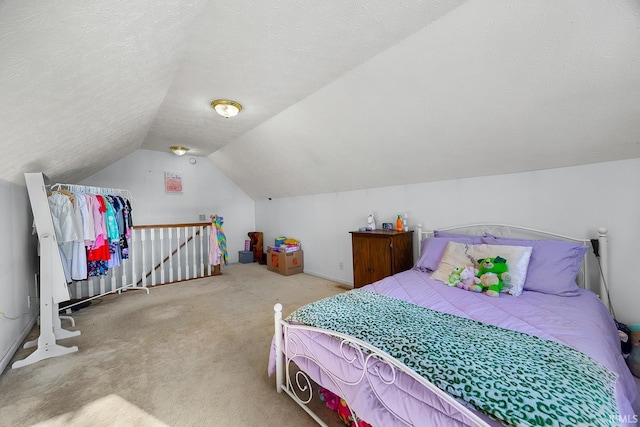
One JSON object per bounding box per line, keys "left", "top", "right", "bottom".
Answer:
{"left": 274, "top": 303, "right": 490, "bottom": 427}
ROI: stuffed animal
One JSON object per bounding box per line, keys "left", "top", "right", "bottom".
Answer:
{"left": 472, "top": 256, "right": 512, "bottom": 297}
{"left": 447, "top": 266, "right": 463, "bottom": 287}
{"left": 457, "top": 265, "right": 481, "bottom": 291}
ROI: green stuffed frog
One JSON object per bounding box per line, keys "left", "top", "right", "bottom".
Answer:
{"left": 471, "top": 256, "right": 512, "bottom": 297}
{"left": 447, "top": 266, "right": 464, "bottom": 287}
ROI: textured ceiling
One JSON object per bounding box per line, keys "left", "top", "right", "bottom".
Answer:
{"left": 1, "top": 0, "right": 639, "bottom": 199}
{"left": 143, "top": 0, "right": 469, "bottom": 156}
{"left": 0, "top": 0, "right": 206, "bottom": 185}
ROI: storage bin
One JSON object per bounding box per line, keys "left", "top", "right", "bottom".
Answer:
{"left": 238, "top": 250, "right": 253, "bottom": 264}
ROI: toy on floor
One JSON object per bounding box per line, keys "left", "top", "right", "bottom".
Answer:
{"left": 319, "top": 387, "right": 372, "bottom": 427}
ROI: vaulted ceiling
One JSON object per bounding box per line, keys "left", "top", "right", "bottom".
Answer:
{"left": 1, "top": 0, "right": 639, "bottom": 200}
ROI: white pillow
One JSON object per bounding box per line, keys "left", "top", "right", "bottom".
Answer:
{"left": 431, "top": 241, "right": 533, "bottom": 296}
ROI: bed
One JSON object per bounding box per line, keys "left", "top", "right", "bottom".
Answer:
{"left": 269, "top": 224, "right": 638, "bottom": 426}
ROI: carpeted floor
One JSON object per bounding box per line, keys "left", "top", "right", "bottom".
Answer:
{"left": 2, "top": 263, "right": 639, "bottom": 426}
{"left": 0, "top": 263, "right": 349, "bottom": 427}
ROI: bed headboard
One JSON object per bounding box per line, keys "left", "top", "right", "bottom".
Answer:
{"left": 415, "top": 223, "right": 610, "bottom": 311}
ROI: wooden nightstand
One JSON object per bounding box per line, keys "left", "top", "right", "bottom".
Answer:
{"left": 350, "top": 230, "right": 414, "bottom": 288}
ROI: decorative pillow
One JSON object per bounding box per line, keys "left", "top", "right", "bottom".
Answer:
{"left": 431, "top": 241, "right": 533, "bottom": 296}
{"left": 481, "top": 235, "right": 587, "bottom": 296}
{"left": 415, "top": 234, "right": 484, "bottom": 272}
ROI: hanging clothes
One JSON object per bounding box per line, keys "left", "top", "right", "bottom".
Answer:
{"left": 209, "top": 223, "right": 221, "bottom": 266}
{"left": 209, "top": 215, "right": 228, "bottom": 268}
{"left": 105, "top": 196, "right": 121, "bottom": 269}
{"left": 82, "top": 194, "right": 96, "bottom": 247}
{"left": 70, "top": 193, "right": 88, "bottom": 281}
{"left": 87, "top": 195, "right": 110, "bottom": 276}
{"left": 47, "top": 183, "right": 133, "bottom": 281}
{"left": 47, "top": 192, "right": 80, "bottom": 245}
{"left": 47, "top": 191, "right": 82, "bottom": 283}
{"left": 118, "top": 196, "right": 131, "bottom": 259}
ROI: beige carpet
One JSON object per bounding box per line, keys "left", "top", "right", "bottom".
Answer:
{"left": 0, "top": 263, "right": 349, "bottom": 427}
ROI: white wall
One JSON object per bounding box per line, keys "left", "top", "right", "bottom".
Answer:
{"left": 80, "top": 149, "right": 256, "bottom": 263}
{"left": 0, "top": 179, "right": 38, "bottom": 373}
{"left": 256, "top": 158, "right": 640, "bottom": 326}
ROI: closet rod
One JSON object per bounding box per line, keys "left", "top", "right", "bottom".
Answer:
{"left": 50, "top": 183, "right": 133, "bottom": 200}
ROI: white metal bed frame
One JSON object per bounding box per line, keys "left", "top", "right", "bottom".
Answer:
{"left": 273, "top": 223, "right": 610, "bottom": 426}
{"left": 415, "top": 224, "right": 610, "bottom": 310}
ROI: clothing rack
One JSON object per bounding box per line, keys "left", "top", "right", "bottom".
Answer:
{"left": 50, "top": 183, "right": 133, "bottom": 200}
{"left": 49, "top": 181, "right": 147, "bottom": 313}
{"left": 13, "top": 173, "right": 80, "bottom": 368}
{"left": 13, "top": 173, "right": 144, "bottom": 369}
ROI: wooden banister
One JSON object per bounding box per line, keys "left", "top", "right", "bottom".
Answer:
{"left": 134, "top": 222, "right": 210, "bottom": 229}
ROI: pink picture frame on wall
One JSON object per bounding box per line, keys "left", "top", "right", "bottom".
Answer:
{"left": 165, "top": 172, "right": 183, "bottom": 193}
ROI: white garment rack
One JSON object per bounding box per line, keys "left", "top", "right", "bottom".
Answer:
{"left": 13, "top": 174, "right": 145, "bottom": 369}
{"left": 49, "top": 181, "right": 148, "bottom": 313}
{"left": 50, "top": 182, "right": 133, "bottom": 200}
{"left": 13, "top": 173, "right": 80, "bottom": 368}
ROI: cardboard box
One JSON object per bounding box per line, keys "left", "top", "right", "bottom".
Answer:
{"left": 267, "top": 249, "right": 303, "bottom": 276}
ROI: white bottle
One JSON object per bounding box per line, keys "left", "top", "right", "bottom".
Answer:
{"left": 367, "top": 214, "right": 376, "bottom": 231}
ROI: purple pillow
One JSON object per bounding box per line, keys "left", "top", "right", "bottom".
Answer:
{"left": 433, "top": 230, "right": 486, "bottom": 240}
{"left": 481, "top": 235, "right": 588, "bottom": 296}
{"left": 416, "top": 233, "right": 484, "bottom": 272}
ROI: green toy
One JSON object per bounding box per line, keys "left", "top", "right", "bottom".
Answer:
{"left": 471, "top": 256, "right": 512, "bottom": 297}
{"left": 447, "top": 266, "right": 463, "bottom": 287}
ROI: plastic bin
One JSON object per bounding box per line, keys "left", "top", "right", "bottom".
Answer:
{"left": 238, "top": 250, "right": 253, "bottom": 264}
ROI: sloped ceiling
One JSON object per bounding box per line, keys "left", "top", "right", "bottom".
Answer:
{"left": 1, "top": 0, "right": 639, "bottom": 199}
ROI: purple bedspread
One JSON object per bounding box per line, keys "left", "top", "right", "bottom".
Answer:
{"left": 270, "top": 269, "right": 638, "bottom": 426}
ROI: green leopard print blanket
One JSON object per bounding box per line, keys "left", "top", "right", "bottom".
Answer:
{"left": 287, "top": 289, "right": 619, "bottom": 427}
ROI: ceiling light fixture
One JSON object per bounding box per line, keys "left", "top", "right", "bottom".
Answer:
{"left": 211, "top": 99, "right": 242, "bottom": 118}
{"left": 170, "top": 146, "right": 189, "bottom": 156}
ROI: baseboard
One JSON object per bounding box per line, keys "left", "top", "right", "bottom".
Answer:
{"left": 0, "top": 312, "right": 38, "bottom": 374}
{"left": 303, "top": 270, "right": 353, "bottom": 287}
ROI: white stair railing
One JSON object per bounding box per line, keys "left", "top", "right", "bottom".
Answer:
{"left": 133, "top": 223, "right": 212, "bottom": 288}
{"left": 67, "top": 223, "right": 213, "bottom": 302}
